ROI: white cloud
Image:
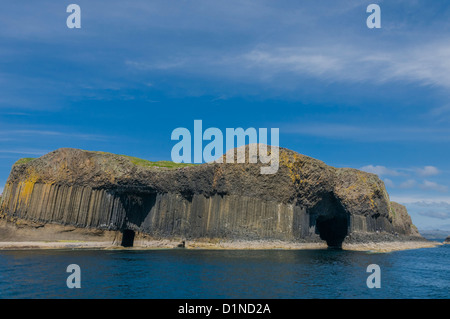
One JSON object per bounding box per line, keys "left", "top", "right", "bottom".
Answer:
{"left": 421, "top": 180, "right": 448, "bottom": 193}
{"left": 282, "top": 123, "right": 450, "bottom": 142}
{"left": 125, "top": 40, "right": 450, "bottom": 92}
{"left": 418, "top": 211, "right": 450, "bottom": 220}
{"left": 399, "top": 179, "right": 417, "bottom": 189}
{"left": 0, "top": 129, "right": 108, "bottom": 142}
{"left": 386, "top": 44, "right": 450, "bottom": 89}
{"left": 391, "top": 196, "right": 450, "bottom": 204}
{"left": 125, "top": 60, "right": 187, "bottom": 71}
{"left": 415, "top": 166, "right": 440, "bottom": 177}
{"left": 390, "top": 197, "right": 450, "bottom": 230}
{"left": 360, "top": 165, "right": 401, "bottom": 177}
{"left": 0, "top": 149, "right": 48, "bottom": 156}
{"left": 237, "top": 41, "right": 450, "bottom": 89}
{"left": 411, "top": 201, "right": 450, "bottom": 209}
{"left": 3, "top": 1, "right": 450, "bottom": 98}
{"left": 397, "top": 180, "right": 448, "bottom": 192}
{"left": 243, "top": 49, "right": 343, "bottom": 79}
{"left": 394, "top": 200, "right": 450, "bottom": 221}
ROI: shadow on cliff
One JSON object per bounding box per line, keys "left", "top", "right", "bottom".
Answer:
{"left": 118, "top": 192, "right": 157, "bottom": 247}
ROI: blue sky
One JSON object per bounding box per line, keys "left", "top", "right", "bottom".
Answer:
{"left": 1, "top": 0, "right": 450, "bottom": 232}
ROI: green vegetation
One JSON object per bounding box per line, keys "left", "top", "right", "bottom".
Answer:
{"left": 120, "top": 155, "right": 197, "bottom": 169}
{"left": 14, "top": 158, "right": 35, "bottom": 165}
{"left": 389, "top": 205, "right": 397, "bottom": 219}
{"left": 13, "top": 149, "right": 197, "bottom": 170}
{"left": 88, "top": 151, "right": 196, "bottom": 169}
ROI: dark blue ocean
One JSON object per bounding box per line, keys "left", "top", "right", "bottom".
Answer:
{"left": 0, "top": 244, "right": 448, "bottom": 299}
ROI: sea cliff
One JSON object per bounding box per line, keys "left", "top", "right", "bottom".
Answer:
{"left": 0, "top": 146, "right": 429, "bottom": 250}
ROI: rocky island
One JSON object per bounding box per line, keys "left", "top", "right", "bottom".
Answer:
{"left": 0, "top": 146, "right": 438, "bottom": 252}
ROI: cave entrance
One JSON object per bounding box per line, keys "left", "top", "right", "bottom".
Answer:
{"left": 121, "top": 229, "right": 135, "bottom": 247}
{"left": 316, "top": 216, "right": 348, "bottom": 248}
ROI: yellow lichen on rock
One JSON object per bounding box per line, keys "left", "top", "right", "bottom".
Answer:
{"left": 17, "top": 167, "right": 40, "bottom": 208}
{"left": 279, "top": 151, "right": 303, "bottom": 185}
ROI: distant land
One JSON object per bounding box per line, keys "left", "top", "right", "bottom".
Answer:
{"left": 0, "top": 146, "right": 440, "bottom": 252}
{"left": 418, "top": 229, "right": 450, "bottom": 241}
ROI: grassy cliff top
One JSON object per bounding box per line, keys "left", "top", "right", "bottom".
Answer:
{"left": 14, "top": 151, "right": 196, "bottom": 170}
{"left": 87, "top": 150, "right": 197, "bottom": 169}
{"left": 14, "top": 158, "right": 36, "bottom": 165}
{"left": 116, "top": 154, "right": 197, "bottom": 169}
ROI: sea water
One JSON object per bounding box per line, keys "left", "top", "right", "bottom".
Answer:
{"left": 0, "top": 244, "right": 448, "bottom": 299}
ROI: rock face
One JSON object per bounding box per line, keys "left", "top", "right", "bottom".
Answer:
{"left": 0, "top": 146, "right": 422, "bottom": 248}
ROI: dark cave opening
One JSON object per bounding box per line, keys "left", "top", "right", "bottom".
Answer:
{"left": 120, "top": 192, "right": 156, "bottom": 227}
{"left": 121, "top": 229, "right": 135, "bottom": 247}
{"left": 316, "top": 216, "right": 348, "bottom": 248}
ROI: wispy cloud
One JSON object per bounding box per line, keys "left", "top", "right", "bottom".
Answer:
{"left": 358, "top": 164, "right": 447, "bottom": 193}
{"left": 125, "top": 60, "right": 187, "bottom": 71}
{"left": 360, "top": 165, "right": 402, "bottom": 177}
{"left": 418, "top": 210, "right": 450, "bottom": 220}
{"left": 391, "top": 198, "right": 450, "bottom": 222}
{"left": 126, "top": 40, "right": 450, "bottom": 91}
{"left": 242, "top": 40, "right": 450, "bottom": 88}
{"left": 283, "top": 123, "right": 450, "bottom": 142}
{"left": 399, "top": 179, "right": 417, "bottom": 189}
{"left": 431, "top": 104, "right": 450, "bottom": 116}
{"left": 415, "top": 166, "right": 440, "bottom": 177}
{"left": 394, "top": 199, "right": 450, "bottom": 221}
{"left": 391, "top": 196, "right": 450, "bottom": 204}
{"left": 0, "top": 149, "right": 48, "bottom": 156}
{"left": 0, "top": 129, "right": 108, "bottom": 142}
{"left": 429, "top": 104, "right": 450, "bottom": 123}
{"left": 243, "top": 49, "right": 344, "bottom": 79}
{"left": 421, "top": 180, "right": 448, "bottom": 193}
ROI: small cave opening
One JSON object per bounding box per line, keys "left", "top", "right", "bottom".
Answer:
{"left": 316, "top": 216, "right": 348, "bottom": 249}
{"left": 121, "top": 229, "right": 135, "bottom": 247}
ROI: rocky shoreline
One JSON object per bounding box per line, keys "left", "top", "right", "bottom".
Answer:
{"left": 0, "top": 238, "right": 440, "bottom": 253}
{"left": 0, "top": 218, "right": 439, "bottom": 253}
{"left": 0, "top": 216, "right": 435, "bottom": 253}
